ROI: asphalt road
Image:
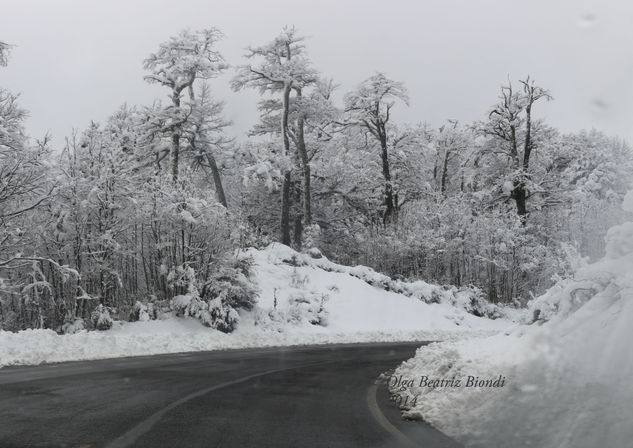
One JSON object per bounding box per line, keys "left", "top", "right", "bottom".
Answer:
{"left": 0, "top": 342, "right": 462, "bottom": 448}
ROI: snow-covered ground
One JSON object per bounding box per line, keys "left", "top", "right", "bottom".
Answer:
{"left": 393, "top": 192, "right": 633, "bottom": 448}
{"left": 0, "top": 244, "right": 514, "bottom": 368}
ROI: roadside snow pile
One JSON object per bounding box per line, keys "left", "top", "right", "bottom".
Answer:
{"left": 0, "top": 244, "right": 514, "bottom": 368}
{"left": 392, "top": 192, "right": 633, "bottom": 448}
{"left": 0, "top": 319, "right": 467, "bottom": 368}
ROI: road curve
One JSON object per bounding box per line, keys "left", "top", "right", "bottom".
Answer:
{"left": 0, "top": 342, "right": 461, "bottom": 448}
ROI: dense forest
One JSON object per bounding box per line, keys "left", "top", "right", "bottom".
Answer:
{"left": 1, "top": 28, "right": 631, "bottom": 333}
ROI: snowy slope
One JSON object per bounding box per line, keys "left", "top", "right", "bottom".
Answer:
{"left": 0, "top": 244, "right": 512, "bottom": 368}
{"left": 244, "top": 244, "right": 513, "bottom": 333}
{"left": 392, "top": 191, "right": 633, "bottom": 448}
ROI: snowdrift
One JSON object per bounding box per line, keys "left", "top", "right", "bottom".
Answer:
{"left": 393, "top": 191, "right": 633, "bottom": 448}
{"left": 0, "top": 244, "right": 511, "bottom": 368}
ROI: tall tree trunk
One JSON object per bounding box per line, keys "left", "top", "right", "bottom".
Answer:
{"left": 508, "top": 123, "right": 528, "bottom": 225}
{"left": 523, "top": 104, "right": 533, "bottom": 171}
{"left": 171, "top": 90, "right": 182, "bottom": 183}
{"left": 205, "top": 153, "right": 228, "bottom": 208}
{"left": 513, "top": 183, "right": 528, "bottom": 221}
{"left": 293, "top": 184, "right": 303, "bottom": 249}
{"left": 517, "top": 101, "right": 534, "bottom": 226}
{"left": 295, "top": 89, "right": 312, "bottom": 228}
{"left": 281, "top": 172, "right": 292, "bottom": 245}
{"left": 189, "top": 84, "right": 228, "bottom": 209}
{"left": 378, "top": 125, "right": 394, "bottom": 224}
{"left": 280, "top": 82, "right": 293, "bottom": 245}
{"left": 171, "top": 133, "right": 180, "bottom": 183}
{"left": 441, "top": 150, "right": 450, "bottom": 194}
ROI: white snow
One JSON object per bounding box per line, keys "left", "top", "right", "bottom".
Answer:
{"left": 0, "top": 244, "right": 513, "bottom": 368}
{"left": 245, "top": 244, "right": 511, "bottom": 333}
{"left": 392, "top": 193, "right": 633, "bottom": 448}
{"left": 621, "top": 189, "right": 633, "bottom": 213}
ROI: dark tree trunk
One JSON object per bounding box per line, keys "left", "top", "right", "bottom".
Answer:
{"left": 281, "top": 172, "right": 292, "bottom": 245}
{"left": 516, "top": 101, "right": 533, "bottom": 225}
{"left": 378, "top": 126, "right": 395, "bottom": 224}
{"left": 171, "top": 90, "right": 182, "bottom": 183}
{"left": 523, "top": 99, "right": 534, "bottom": 171}
{"left": 280, "top": 82, "right": 293, "bottom": 246}
{"left": 295, "top": 89, "right": 312, "bottom": 228}
{"left": 171, "top": 133, "right": 180, "bottom": 184}
{"left": 293, "top": 215, "right": 303, "bottom": 249}
{"left": 441, "top": 151, "right": 450, "bottom": 194}
{"left": 512, "top": 183, "right": 528, "bottom": 223}
{"left": 507, "top": 122, "right": 529, "bottom": 225}
{"left": 292, "top": 181, "right": 303, "bottom": 249}
{"left": 509, "top": 100, "right": 533, "bottom": 225}
{"left": 205, "top": 153, "right": 228, "bottom": 208}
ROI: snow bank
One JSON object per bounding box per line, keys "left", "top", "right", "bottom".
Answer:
{"left": 0, "top": 318, "right": 490, "bottom": 368}
{"left": 392, "top": 196, "right": 633, "bottom": 448}
{"left": 250, "top": 244, "right": 516, "bottom": 320}
{"left": 0, "top": 244, "right": 512, "bottom": 368}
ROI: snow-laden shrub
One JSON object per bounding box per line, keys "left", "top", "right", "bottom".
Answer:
{"left": 287, "top": 292, "right": 329, "bottom": 326}
{"left": 167, "top": 265, "right": 197, "bottom": 294}
{"left": 90, "top": 304, "right": 114, "bottom": 330}
{"left": 452, "top": 286, "right": 506, "bottom": 319}
{"left": 169, "top": 257, "right": 258, "bottom": 333}
{"left": 171, "top": 294, "right": 193, "bottom": 313}
{"left": 302, "top": 224, "right": 321, "bottom": 251}
{"left": 129, "top": 301, "right": 156, "bottom": 322}
{"left": 200, "top": 257, "right": 258, "bottom": 312}
{"left": 235, "top": 221, "right": 273, "bottom": 250}
{"left": 203, "top": 298, "right": 240, "bottom": 333}
{"left": 307, "top": 247, "right": 323, "bottom": 259}
{"left": 171, "top": 293, "right": 240, "bottom": 333}
{"left": 252, "top": 291, "right": 329, "bottom": 329}
{"left": 61, "top": 317, "right": 85, "bottom": 334}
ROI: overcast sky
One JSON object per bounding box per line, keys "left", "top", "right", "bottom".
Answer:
{"left": 3, "top": 0, "right": 633, "bottom": 147}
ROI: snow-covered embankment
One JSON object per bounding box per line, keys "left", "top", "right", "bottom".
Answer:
{"left": 0, "top": 244, "right": 511, "bottom": 368}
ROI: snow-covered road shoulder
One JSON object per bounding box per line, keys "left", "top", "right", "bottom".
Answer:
{"left": 391, "top": 193, "right": 633, "bottom": 448}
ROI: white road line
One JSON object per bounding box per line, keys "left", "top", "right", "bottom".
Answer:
{"left": 367, "top": 383, "right": 420, "bottom": 448}
{"left": 105, "top": 361, "right": 330, "bottom": 448}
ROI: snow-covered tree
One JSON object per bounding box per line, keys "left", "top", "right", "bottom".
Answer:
{"left": 0, "top": 41, "right": 11, "bottom": 67}
{"left": 0, "top": 46, "right": 76, "bottom": 330}
{"left": 479, "top": 77, "right": 552, "bottom": 222}
{"left": 3, "top": 29, "right": 633, "bottom": 332}
{"left": 248, "top": 78, "right": 339, "bottom": 247}
{"left": 0, "top": 43, "right": 52, "bottom": 249}
{"left": 232, "top": 26, "right": 318, "bottom": 245}
{"left": 343, "top": 73, "right": 409, "bottom": 224}
{"left": 431, "top": 121, "right": 470, "bottom": 195}
{"left": 552, "top": 130, "right": 633, "bottom": 258}
{"left": 143, "top": 28, "right": 228, "bottom": 183}
{"left": 186, "top": 82, "right": 232, "bottom": 208}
